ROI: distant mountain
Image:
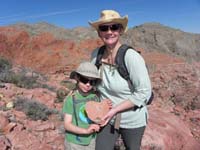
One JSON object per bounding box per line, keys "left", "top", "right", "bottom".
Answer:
{"left": 122, "top": 23, "right": 200, "bottom": 62}
{"left": 8, "top": 22, "right": 200, "bottom": 62}
{"left": 10, "top": 22, "right": 97, "bottom": 41}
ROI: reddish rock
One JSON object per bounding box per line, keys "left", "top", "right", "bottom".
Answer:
{"left": 0, "top": 114, "right": 9, "bottom": 131}
{"left": 33, "top": 121, "right": 55, "bottom": 132}
{"left": 142, "top": 108, "right": 200, "bottom": 150}
{"left": 0, "top": 135, "right": 12, "bottom": 150}
{"left": 0, "top": 26, "right": 200, "bottom": 149}
{"left": 85, "top": 100, "right": 110, "bottom": 124}
{"left": 3, "top": 122, "right": 17, "bottom": 134}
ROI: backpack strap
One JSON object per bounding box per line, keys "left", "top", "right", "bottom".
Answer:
{"left": 146, "top": 91, "right": 154, "bottom": 105}
{"left": 95, "top": 44, "right": 154, "bottom": 105}
{"left": 95, "top": 45, "right": 106, "bottom": 69}
{"left": 115, "top": 44, "right": 131, "bottom": 80}
{"left": 72, "top": 95, "right": 79, "bottom": 126}
{"left": 116, "top": 45, "right": 154, "bottom": 105}
{"left": 115, "top": 44, "right": 135, "bottom": 92}
{"left": 72, "top": 94, "right": 82, "bottom": 142}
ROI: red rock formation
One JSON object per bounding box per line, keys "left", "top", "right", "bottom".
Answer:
{"left": 0, "top": 26, "right": 199, "bottom": 149}
{"left": 85, "top": 100, "right": 110, "bottom": 124}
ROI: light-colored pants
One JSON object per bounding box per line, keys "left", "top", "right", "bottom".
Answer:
{"left": 64, "top": 138, "right": 95, "bottom": 150}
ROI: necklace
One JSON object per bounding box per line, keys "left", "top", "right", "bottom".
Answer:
{"left": 107, "top": 49, "right": 113, "bottom": 64}
{"left": 101, "top": 47, "right": 117, "bottom": 72}
{"left": 107, "top": 49, "right": 116, "bottom": 72}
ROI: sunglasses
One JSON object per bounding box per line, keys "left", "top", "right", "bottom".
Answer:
{"left": 98, "top": 24, "right": 121, "bottom": 32}
{"left": 78, "top": 75, "right": 97, "bottom": 86}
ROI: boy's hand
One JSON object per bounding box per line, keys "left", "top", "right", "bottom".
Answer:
{"left": 86, "top": 124, "right": 100, "bottom": 134}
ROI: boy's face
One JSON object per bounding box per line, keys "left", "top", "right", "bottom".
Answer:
{"left": 77, "top": 75, "right": 97, "bottom": 93}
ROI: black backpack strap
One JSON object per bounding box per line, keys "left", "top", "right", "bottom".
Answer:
{"left": 115, "top": 44, "right": 134, "bottom": 91}
{"left": 95, "top": 45, "right": 106, "bottom": 69}
{"left": 116, "top": 45, "right": 154, "bottom": 105}
{"left": 115, "top": 44, "right": 132, "bottom": 80}
{"left": 146, "top": 91, "right": 154, "bottom": 105}
{"left": 95, "top": 44, "right": 154, "bottom": 105}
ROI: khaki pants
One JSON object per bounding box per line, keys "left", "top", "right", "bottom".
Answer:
{"left": 64, "top": 138, "right": 95, "bottom": 150}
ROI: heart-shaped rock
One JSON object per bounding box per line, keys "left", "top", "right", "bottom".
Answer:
{"left": 85, "top": 100, "right": 110, "bottom": 124}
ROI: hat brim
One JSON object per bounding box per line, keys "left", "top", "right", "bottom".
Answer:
{"left": 89, "top": 16, "right": 128, "bottom": 33}
{"left": 70, "top": 71, "right": 101, "bottom": 80}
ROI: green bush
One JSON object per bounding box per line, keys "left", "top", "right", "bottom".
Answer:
{"left": 0, "top": 57, "right": 12, "bottom": 72}
{"left": 60, "top": 80, "right": 76, "bottom": 90}
{"left": 0, "top": 66, "right": 55, "bottom": 90}
{"left": 0, "top": 56, "right": 56, "bottom": 91}
{"left": 55, "top": 88, "right": 69, "bottom": 103}
{"left": 14, "top": 97, "right": 58, "bottom": 121}
{"left": 0, "top": 71, "right": 40, "bottom": 89}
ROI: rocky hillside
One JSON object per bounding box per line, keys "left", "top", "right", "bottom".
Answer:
{"left": 10, "top": 22, "right": 97, "bottom": 41}
{"left": 11, "top": 22, "right": 200, "bottom": 62}
{"left": 0, "top": 22, "right": 200, "bottom": 150}
{"left": 1, "top": 22, "right": 199, "bottom": 74}
{"left": 124, "top": 23, "right": 200, "bottom": 62}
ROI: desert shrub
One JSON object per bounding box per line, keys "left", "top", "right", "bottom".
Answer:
{"left": 0, "top": 65, "right": 56, "bottom": 90}
{"left": 41, "top": 83, "right": 56, "bottom": 92}
{"left": 15, "top": 74, "right": 39, "bottom": 88}
{"left": 0, "top": 71, "right": 40, "bottom": 89}
{"left": 0, "top": 57, "right": 12, "bottom": 72}
{"left": 54, "top": 80, "right": 76, "bottom": 103}
{"left": 14, "top": 97, "right": 58, "bottom": 121}
{"left": 60, "top": 80, "right": 76, "bottom": 90}
{"left": 55, "top": 87, "right": 69, "bottom": 103}
{"left": 0, "top": 70, "right": 13, "bottom": 82}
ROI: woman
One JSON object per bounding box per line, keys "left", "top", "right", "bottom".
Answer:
{"left": 89, "top": 10, "right": 152, "bottom": 150}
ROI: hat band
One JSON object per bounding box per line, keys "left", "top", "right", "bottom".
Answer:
{"left": 77, "top": 70, "right": 100, "bottom": 79}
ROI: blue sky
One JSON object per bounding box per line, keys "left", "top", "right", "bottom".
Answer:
{"left": 0, "top": 0, "right": 200, "bottom": 33}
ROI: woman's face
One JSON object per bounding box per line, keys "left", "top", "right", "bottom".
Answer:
{"left": 98, "top": 23, "right": 123, "bottom": 46}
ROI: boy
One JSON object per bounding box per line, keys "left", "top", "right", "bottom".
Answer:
{"left": 62, "top": 62, "right": 101, "bottom": 150}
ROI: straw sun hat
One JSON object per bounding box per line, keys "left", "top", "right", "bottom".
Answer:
{"left": 70, "top": 62, "right": 101, "bottom": 80}
{"left": 89, "top": 10, "right": 128, "bottom": 33}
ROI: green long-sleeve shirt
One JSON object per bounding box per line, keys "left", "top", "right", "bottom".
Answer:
{"left": 91, "top": 48, "right": 152, "bottom": 128}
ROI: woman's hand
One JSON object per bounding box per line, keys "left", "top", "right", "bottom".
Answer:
{"left": 99, "top": 108, "right": 117, "bottom": 127}
{"left": 99, "top": 100, "right": 135, "bottom": 127}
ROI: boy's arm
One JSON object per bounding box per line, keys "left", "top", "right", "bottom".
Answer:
{"left": 64, "top": 114, "right": 100, "bottom": 134}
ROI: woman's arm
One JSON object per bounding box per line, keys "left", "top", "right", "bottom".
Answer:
{"left": 125, "top": 49, "right": 152, "bottom": 107}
